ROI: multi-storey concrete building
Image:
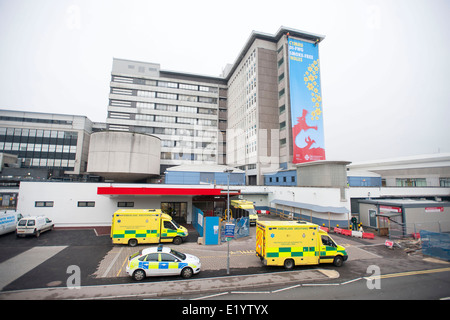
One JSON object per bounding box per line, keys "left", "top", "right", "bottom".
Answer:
{"left": 106, "top": 58, "right": 227, "bottom": 174}
{"left": 107, "top": 27, "right": 325, "bottom": 184}
{"left": 225, "top": 27, "right": 324, "bottom": 185}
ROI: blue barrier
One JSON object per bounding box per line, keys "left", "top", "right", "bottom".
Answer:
{"left": 420, "top": 230, "right": 450, "bottom": 261}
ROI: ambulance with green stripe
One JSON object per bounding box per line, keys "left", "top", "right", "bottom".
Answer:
{"left": 256, "top": 220, "right": 348, "bottom": 269}
{"left": 111, "top": 209, "right": 188, "bottom": 246}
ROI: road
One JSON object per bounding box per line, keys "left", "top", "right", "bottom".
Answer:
{"left": 1, "top": 215, "right": 450, "bottom": 300}
{"left": 186, "top": 267, "right": 450, "bottom": 300}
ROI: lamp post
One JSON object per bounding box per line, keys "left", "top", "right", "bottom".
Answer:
{"left": 223, "top": 168, "right": 234, "bottom": 275}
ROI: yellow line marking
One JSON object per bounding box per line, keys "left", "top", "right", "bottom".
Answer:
{"left": 366, "top": 267, "right": 450, "bottom": 281}
{"left": 116, "top": 256, "right": 128, "bottom": 277}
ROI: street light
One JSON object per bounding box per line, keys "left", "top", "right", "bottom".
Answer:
{"left": 223, "top": 167, "right": 234, "bottom": 275}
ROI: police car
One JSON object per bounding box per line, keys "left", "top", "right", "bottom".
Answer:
{"left": 126, "top": 245, "right": 201, "bottom": 281}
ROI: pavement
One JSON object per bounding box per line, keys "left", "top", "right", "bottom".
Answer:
{"left": 0, "top": 268, "right": 339, "bottom": 300}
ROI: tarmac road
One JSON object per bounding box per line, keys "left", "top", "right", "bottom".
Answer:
{"left": 1, "top": 214, "right": 449, "bottom": 299}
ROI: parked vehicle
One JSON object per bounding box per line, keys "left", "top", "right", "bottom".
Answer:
{"left": 16, "top": 216, "right": 54, "bottom": 237}
{"left": 230, "top": 200, "right": 258, "bottom": 226}
{"left": 0, "top": 211, "right": 23, "bottom": 236}
{"left": 111, "top": 209, "right": 188, "bottom": 247}
{"left": 256, "top": 220, "right": 348, "bottom": 269}
{"left": 126, "top": 245, "right": 201, "bottom": 281}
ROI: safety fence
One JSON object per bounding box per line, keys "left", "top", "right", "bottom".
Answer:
{"left": 220, "top": 217, "right": 250, "bottom": 243}
{"left": 420, "top": 230, "right": 450, "bottom": 261}
{"left": 388, "top": 220, "right": 450, "bottom": 240}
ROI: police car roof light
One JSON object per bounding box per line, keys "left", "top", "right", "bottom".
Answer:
{"left": 157, "top": 244, "right": 163, "bottom": 252}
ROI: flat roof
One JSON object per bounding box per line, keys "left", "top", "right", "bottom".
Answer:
{"left": 359, "top": 198, "right": 450, "bottom": 208}
{"left": 271, "top": 199, "right": 349, "bottom": 214}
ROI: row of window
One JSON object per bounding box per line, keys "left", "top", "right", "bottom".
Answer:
{"left": 135, "top": 102, "right": 217, "bottom": 115}
{"left": 0, "top": 116, "right": 73, "bottom": 126}
{"left": 112, "top": 75, "right": 219, "bottom": 93}
{"left": 395, "top": 178, "right": 450, "bottom": 187}
{"left": 132, "top": 125, "right": 218, "bottom": 138}
{"left": 133, "top": 114, "right": 217, "bottom": 126}
{"left": 160, "top": 152, "right": 216, "bottom": 161}
{"left": 111, "top": 88, "right": 218, "bottom": 105}
{"left": 161, "top": 140, "right": 216, "bottom": 149}
{"left": 35, "top": 201, "right": 139, "bottom": 208}
{"left": 0, "top": 142, "right": 77, "bottom": 153}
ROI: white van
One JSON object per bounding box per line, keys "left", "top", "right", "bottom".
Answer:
{"left": 16, "top": 216, "right": 54, "bottom": 237}
{"left": 0, "top": 211, "right": 23, "bottom": 236}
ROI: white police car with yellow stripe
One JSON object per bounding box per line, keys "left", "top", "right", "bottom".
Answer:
{"left": 126, "top": 245, "right": 201, "bottom": 281}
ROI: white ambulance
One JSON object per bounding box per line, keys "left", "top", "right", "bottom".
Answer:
{"left": 0, "top": 211, "right": 23, "bottom": 236}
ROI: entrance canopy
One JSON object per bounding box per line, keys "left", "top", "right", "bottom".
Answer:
{"left": 97, "top": 186, "right": 240, "bottom": 196}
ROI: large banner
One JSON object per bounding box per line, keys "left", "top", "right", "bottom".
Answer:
{"left": 288, "top": 37, "right": 326, "bottom": 163}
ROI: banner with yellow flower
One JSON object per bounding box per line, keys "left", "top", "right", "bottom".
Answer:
{"left": 288, "top": 37, "right": 326, "bottom": 163}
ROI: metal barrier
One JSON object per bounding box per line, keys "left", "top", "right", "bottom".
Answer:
{"left": 420, "top": 230, "right": 450, "bottom": 261}
{"left": 220, "top": 217, "right": 250, "bottom": 242}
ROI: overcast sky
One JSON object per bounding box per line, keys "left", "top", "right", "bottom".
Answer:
{"left": 0, "top": 0, "right": 449, "bottom": 162}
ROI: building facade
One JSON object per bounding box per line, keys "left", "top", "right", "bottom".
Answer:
{"left": 106, "top": 58, "right": 228, "bottom": 174}
{"left": 107, "top": 27, "right": 325, "bottom": 184}
{"left": 225, "top": 27, "right": 325, "bottom": 185}
{"left": 0, "top": 110, "right": 95, "bottom": 179}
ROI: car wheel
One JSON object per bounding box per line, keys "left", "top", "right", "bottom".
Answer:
{"left": 181, "top": 267, "right": 193, "bottom": 279}
{"left": 284, "top": 259, "right": 295, "bottom": 270}
{"left": 333, "top": 255, "right": 344, "bottom": 267}
{"left": 128, "top": 239, "right": 138, "bottom": 247}
{"left": 35, "top": 230, "right": 40, "bottom": 238}
{"left": 173, "top": 236, "right": 182, "bottom": 245}
{"left": 132, "top": 269, "right": 146, "bottom": 281}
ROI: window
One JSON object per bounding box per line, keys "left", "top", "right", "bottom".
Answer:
{"left": 277, "top": 57, "right": 284, "bottom": 67}
{"left": 35, "top": 201, "right": 54, "bottom": 207}
{"left": 137, "top": 90, "right": 156, "bottom": 98}
{"left": 440, "top": 178, "right": 450, "bottom": 187}
{"left": 280, "top": 121, "right": 286, "bottom": 130}
{"left": 164, "top": 221, "right": 177, "bottom": 230}
{"left": 161, "top": 253, "right": 178, "bottom": 262}
{"left": 396, "top": 178, "right": 427, "bottom": 187}
{"left": 77, "top": 201, "right": 95, "bottom": 207}
{"left": 117, "top": 202, "right": 134, "bottom": 207}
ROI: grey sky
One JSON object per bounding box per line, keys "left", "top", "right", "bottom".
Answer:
{"left": 0, "top": 0, "right": 449, "bottom": 162}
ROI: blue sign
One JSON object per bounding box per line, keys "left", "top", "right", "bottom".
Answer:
{"left": 224, "top": 223, "right": 235, "bottom": 238}
{"left": 288, "top": 37, "right": 326, "bottom": 164}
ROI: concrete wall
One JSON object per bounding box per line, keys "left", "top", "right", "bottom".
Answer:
{"left": 17, "top": 182, "right": 194, "bottom": 227}
{"left": 87, "top": 131, "right": 160, "bottom": 181}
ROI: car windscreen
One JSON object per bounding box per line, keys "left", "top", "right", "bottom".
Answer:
{"left": 170, "top": 249, "right": 186, "bottom": 260}
{"left": 18, "top": 220, "right": 27, "bottom": 226}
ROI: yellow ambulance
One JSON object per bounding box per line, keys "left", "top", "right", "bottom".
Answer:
{"left": 256, "top": 220, "right": 348, "bottom": 269}
{"left": 111, "top": 209, "right": 188, "bottom": 247}
{"left": 230, "top": 200, "right": 258, "bottom": 226}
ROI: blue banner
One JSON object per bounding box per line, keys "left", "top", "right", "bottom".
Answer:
{"left": 288, "top": 37, "right": 326, "bottom": 163}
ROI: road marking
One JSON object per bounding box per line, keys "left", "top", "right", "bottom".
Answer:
{"left": 116, "top": 256, "right": 129, "bottom": 277}
{"left": 365, "top": 267, "right": 450, "bottom": 281}
{"left": 191, "top": 292, "right": 229, "bottom": 300}
{"left": 0, "top": 246, "right": 67, "bottom": 290}
{"left": 271, "top": 284, "right": 301, "bottom": 293}
{"left": 101, "top": 247, "right": 123, "bottom": 278}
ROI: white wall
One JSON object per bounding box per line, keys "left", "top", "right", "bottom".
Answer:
{"left": 17, "top": 182, "right": 194, "bottom": 227}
